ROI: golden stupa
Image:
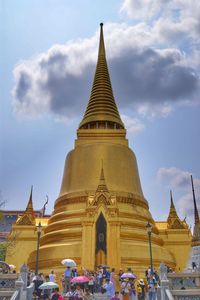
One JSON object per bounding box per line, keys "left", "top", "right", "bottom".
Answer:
{"left": 6, "top": 24, "right": 192, "bottom": 276}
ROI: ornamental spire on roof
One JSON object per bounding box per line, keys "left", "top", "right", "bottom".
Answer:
{"left": 96, "top": 163, "right": 109, "bottom": 194}
{"left": 79, "top": 23, "right": 124, "bottom": 129}
{"left": 25, "top": 186, "right": 34, "bottom": 217}
{"left": 191, "top": 175, "right": 200, "bottom": 225}
{"left": 167, "top": 190, "right": 185, "bottom": 229}
{"left": 16, "top": 186, "right": 35, "bottom": 225}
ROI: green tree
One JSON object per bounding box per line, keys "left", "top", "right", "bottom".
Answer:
{"left": 0, "top": 195, "right": 19, "bottom": 261}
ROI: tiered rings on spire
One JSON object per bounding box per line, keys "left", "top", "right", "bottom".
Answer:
{"left": 79, "top": 23, "right": 124, "bottom": 129}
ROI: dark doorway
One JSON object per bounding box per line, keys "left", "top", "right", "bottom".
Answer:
{"left": 95, "top": 213, "right": 107, "bottom": 265}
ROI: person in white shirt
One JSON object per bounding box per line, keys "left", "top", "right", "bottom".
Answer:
{"left": 49, "top": 270, "right": 56, "bottom": 282}
{"left": 103, "top": 278, "right": 115, "bottom": 299}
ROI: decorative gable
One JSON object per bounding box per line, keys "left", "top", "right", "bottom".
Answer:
{"left": 16, "top": 214, "right": 35, "bottom": 226}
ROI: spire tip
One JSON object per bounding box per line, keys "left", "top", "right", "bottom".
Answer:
{"left": 100, "top": 22, "right": 103, "bottom": 27}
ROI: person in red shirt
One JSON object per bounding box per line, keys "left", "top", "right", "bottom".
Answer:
{"left": 51, "top": 288, "right": 63, "bottom": 300}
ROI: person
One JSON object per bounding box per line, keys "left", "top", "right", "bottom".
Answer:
{"left": 74, "top": 284, "right": 84, "bottom": 299}
{"left": 72, "top": 268, "right": 78, "bottom": 277}
{"left": 83, "top": 287, "right": 95, "bottom": 300}
{"left": 136, "top": 279, "right": 146, "bottom": 300}
{"left": 97, "top": 269, "right": 103, "bottom": 291}
{"left": 33, "top": 274, "right": 42, "bottom": 297}
{"left": 60, "top": 274, "right": 65, "bottom": 292}
{"left": 127, "top": 278, "right": 136, "bottom": 300}
{"left": 88, "top": 274, "right": 95, "bottom": 294}
{"left": 110, "top": 268, "right": 116, "bottom": 292}
{"left": 49, "top": 270, "right": 56, "bottom": 283}
{"left": 147, "top": 275, "right": 157, "bottom": 300}
{"left": 110, "top": 291, "right": 120, "bottom": 300}
{"left": 120, "top": 279, "right": 130, "bottom": 300}
{"left": 65, "top": 286, "right": 78, "bottom": 300}
{"left": 118, "top": 269, "right": 123, "bottom": 284}
{"left": 42, "top": 275, "right": 51, "bottom": 300}
{"left": 103, "top": 278, "right": 115, "bottom": 299}
{"left": 102, "top": 267, "right": 110, "bottom": 283}
{"left": 51, "top": 288, "right": 63, "bottom": 300}
{"left": 32, "top": 291, "right": 39, "bottom": 300}
{"left": 64, "top": 266, "right": 72, "bottom": 293}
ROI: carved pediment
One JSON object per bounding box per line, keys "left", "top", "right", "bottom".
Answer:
{"left": 93, "top": 193, "right": 112, "bottom": 206}
{"left": 16, "top": 214, "right": 35, "bottom": 226}
{"left": 168, "top": 218, "right": 185, "bottom": 229}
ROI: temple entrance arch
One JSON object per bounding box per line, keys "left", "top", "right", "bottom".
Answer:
{"left": 95, "top": 212, "right": 107, "bottom": 266}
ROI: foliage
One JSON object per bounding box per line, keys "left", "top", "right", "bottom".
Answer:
{"left": 0, "top": 243, "right": 7, "bottom": 261}
{"left": 0, "top": 196, "right": 19, "bottom": 261}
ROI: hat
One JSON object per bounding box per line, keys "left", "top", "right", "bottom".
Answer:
{"left": 138, "top": 279, "right": 145, "bottom": 285}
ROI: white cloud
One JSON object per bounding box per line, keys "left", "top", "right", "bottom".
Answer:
{"left": 120, "top": 1, "right": 200, "bottom": 47}
{"left": 120, "top": 0, "right": 165, "bottom": 20}
{"left": 157, "top": 167, "right": 200, "bottom": 222}
{"left": 12, "top": 24, "right": 200, "bottom": 121}
{"left": 121, "top": 114, "right": 145, "bottom": 135}
{"left": 137, "top": 103, "right": 173, "bottom": 118}
{"left": 157, "top": 167, "right": 192, "bottom": 189}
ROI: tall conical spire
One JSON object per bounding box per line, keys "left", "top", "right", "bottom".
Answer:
{"left": 191, "top": 175, "right": 200, "bottom": 244}
{"left": 167, "top": 190, "right": 185, "bottom": 229}
{"left": 191, "top": 175, "right": 200, "bottom": 225}
{"left": 79, "top": 23, "right": 124, "bottom": 129}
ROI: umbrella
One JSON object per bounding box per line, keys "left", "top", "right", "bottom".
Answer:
{"left": 70, "top": 276, "right": 89, "bottom": 283}
{"left": 61, "top": 259, "right": 76, "bottom": 267}
{"left": 9, "top": 264, "right": 16, "bottom": 270}
{"left": 121, "top": 273, "right": 136, "bottom": 279}
{"left": 39, "top": 282, "right": 59, "bottom": 290}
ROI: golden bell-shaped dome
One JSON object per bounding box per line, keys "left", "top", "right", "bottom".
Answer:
{"left": 28, "top": 24, "right": 176, "bottom": 275}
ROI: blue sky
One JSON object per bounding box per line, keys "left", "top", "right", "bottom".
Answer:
{"left": 1, "top": 0, "right": 200, "bottom": 227}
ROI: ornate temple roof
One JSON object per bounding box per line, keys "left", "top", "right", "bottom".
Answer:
{"left": 79, "top": 23, "right": 124, "bottom": 129}
{"left": 16, "top": 186, "right": 36, "bottom": 225}
{"left": 167, "top": 190, "right": 186, "bottom": 229}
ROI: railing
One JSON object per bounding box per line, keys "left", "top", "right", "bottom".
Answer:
{"left": 10, "top": 290, "right": 19, "bottom": 300}
{"left": 166, "top": 289, "right": 175, "bottom": 300}
{"left": 159, "top": 262, "right": 200, "bottom": 300}
{"left": 26, "top": 282, "right": 35, "bottom": 300}
{"left": 167, "top": 272, "right": 200, "bottom": 290}
{"left": 172, "top": 290, "right": 200, "bottom": 300}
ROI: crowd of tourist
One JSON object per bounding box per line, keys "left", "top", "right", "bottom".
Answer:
{"left": 30, "top": 265, "right": 160, "bottom": 300}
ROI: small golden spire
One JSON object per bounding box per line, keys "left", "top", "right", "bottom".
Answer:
{"left": 16, "top": 186, "right": 35, "bottom": 225}
{"left": 96, "top": 163, "right": 109, "bottom": 193}
{"left": 79, "top": 23, "right": 124, "bottom": 129}
{"left": 25, "top": 186, "right": 34, "bottom": 217}
{"left": 170, "top": 190, "right": 175, "bottom": 209}
{"left": 167, "top": 190, "right": 185, "bottom": 229}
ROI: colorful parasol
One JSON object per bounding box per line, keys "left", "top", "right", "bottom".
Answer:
{"left": 70, "top": 276, "right": 89, "bottom": 283}
{"left": 61, "top": 259, "right": 77, "bottom": 267}
{"left": 39, "top": 282, "right": 59, "bottom": 289}
{"left": 121, "top": 273, "right": 136, "bottom": 279}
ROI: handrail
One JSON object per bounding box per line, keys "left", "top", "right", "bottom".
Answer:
{"left": 166, "top": 288, "right": 174, "bottom": 300}
{"left": 10, "top": 290, "right": 19, "bottom": 300}
{"left": 26, "top": 282, "right": 35, "bottom": 300}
